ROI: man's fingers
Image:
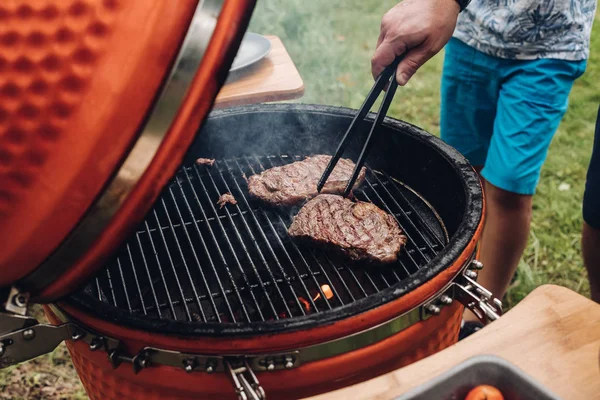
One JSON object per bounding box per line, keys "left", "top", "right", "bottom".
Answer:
{"left": 395, "top": 45, "right": 436, "bottom": 86}
{"left": 371, "top": 40, "right": 407, "bottom": 80}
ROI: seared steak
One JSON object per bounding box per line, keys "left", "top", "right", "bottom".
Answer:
{"left": 247, "top": 155, "right": 366, "bottom": 207}
{"left": 288, "top": 194, "right": 406, "bottom": 264}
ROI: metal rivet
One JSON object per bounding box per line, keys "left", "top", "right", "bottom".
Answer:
{"left": 205, "top": 360, "right": 216, "bottom": 374}
{"left": 440, "top": 295, "right": 453, "bottom": 305}
{"left": 426, "top": 304, "right": 441, "bottom": 315}
{"left": 465, "top": 270, "right": 478, "bottom": 279}
{"left": 139, "top": 354, "right": 149, "bottom": 368}
{"left": 471, "top": 260, "right": 484, "bottom": 270}
{"left": 71, "top": 330, "right": 84, "bottom": 341}
{"left": 284, "top": 356, "right": 294, "bottom": 369}
{"left": 15, "top": 295, "right": 27, "bottom": 307}
{"left": 89, "top": 338, "right": 102, "bottom": 351}
{"left": 183, "top": 359, "right": 195, "bottom": 373}
{"left": 22, "top": 329, "right": 35, "bottom": 341}
{"left": 266, "top": 359, "right": 275, "bottom": 371}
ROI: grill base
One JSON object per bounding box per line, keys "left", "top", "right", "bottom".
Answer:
{"left": 47, "top": 304, "right": 462, "bottom": 400}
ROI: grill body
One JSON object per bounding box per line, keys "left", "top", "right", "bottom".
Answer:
{"left": 46, "top": 303, "right": 463, "bottom": 400}
{"left": 43, "top": 105, "right": 484, "bottom": 399}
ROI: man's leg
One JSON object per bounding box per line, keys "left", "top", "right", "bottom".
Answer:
{"left": 463, "top": 57, "right": 585, "bottom": 323}
{"left": 582, "top": 222, "right": 600, "bottom": 302}
{"left": 582, "top": 105, "right": 600, "bottom": 303}
{"left": 475, "top": 181, "right": 532, "bottom": 300}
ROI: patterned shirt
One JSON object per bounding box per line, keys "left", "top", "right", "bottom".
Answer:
{"left": 454, "top": 0, "right": 597, "bottom": 60}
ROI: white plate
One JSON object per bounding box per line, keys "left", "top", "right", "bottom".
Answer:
{"left": 229, "top": 32, "right": 272, "bottom": 72}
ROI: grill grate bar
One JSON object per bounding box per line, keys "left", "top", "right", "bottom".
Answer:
{"left": 379, "top": 171, "right": 445, "bottom": 247}
{"left": 252, "top": 156, "right": 335, "bottom": 311}
{"left": 135, "top": 233, "right": 165, "bottom": 318}
{"left": 104, "top": 266, "right": 118, "bottom": 308}
{"left": 131, "top": 266, "right": 351, "bottom": 314}
{"left": 207, "top": 164, "right": 282, "bottom": 321}
{"left": 142, "top": 218, "right": 180, "bottom": 319}
{"left": 229, "top": 158, "right": 309, "bottom": 316}
{"left": 274, "top": 155, "right": 372, "bottom": 302}
{"left": 198, "top": 166, "right": 271, "bottom": 321}
{"left": 115, "top": 258, "right": 133, "bottom": 312}
{"left": 181, "top": 167, "right": 254, "bottom": 322}
{"left": 150, "top": 207, "right": 196, "bottom": 321}
{"left": 225, "top": 158, "right": 299, "bottom": 318}
{"left": 272, "top": 155, "right": 360, "bottom": 304}
{"left": 186, "top": 166, "right": 258, "bottom": 322}
{"left": 165, "top": 188, "right": 222, "bottom": 322}
{"left": 125, "top": 243, "right": 148, "bottom": 315}
{"left": 94, "top": 277, "right": 102, "bottom": 301}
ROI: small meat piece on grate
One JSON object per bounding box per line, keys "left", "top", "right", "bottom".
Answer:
{"left": 288, "top": 194, "right": 406, "bottom": 264}
{"left": 196, "top": 157, "right": 215, "bottom": 167}
{"left": 217, "top": 193, "right": 237, "bottom": 208}
{"left": 247, "top": 155, "right": 366, "bottom": 207}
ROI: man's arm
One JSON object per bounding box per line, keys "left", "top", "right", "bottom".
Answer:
{"left": 371, "top": 0, "right": 465, "bottom": 86}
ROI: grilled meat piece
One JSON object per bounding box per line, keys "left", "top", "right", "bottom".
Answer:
{"left": 247, "top": 155, "right": 366, "bottom": 207}
{"left": 196, "top": 157, "right": 215, "bottom": 167}
{"left": 217, "top": 193, "right": 237, "bottom": 208}
{"left": 288, "top": 194, "right": 406, "bottom": 264}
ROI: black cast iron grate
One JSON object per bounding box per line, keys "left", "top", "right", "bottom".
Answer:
{"left": 83, "top": 155, "right": 448, "bottom": 324}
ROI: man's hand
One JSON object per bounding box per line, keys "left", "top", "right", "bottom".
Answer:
{"left": 372, "top": 0, "right": 460, "bottom": 86}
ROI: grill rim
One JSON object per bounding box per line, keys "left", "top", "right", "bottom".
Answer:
{"left": 65, "top": 104, "right": 483, "bottom": 337}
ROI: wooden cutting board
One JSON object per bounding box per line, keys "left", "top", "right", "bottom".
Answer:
{"left": 214, "top": 35, "right": 304, "bottom": 108}
{"left": 305, "top": 284, "right": 600, "bottom": 400}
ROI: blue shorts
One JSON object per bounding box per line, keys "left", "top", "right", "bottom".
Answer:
{"left": 583, "top": 105, "right": 600, "bottom": 229}
{"left": 440, "top": 38, "right": 587, "bottom": 195}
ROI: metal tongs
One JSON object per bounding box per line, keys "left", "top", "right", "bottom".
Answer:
{"left": 317, "top": 56, "right": 403, "bottom": 197}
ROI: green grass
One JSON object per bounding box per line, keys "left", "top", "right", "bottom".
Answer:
{"left": 2, "top": 2, "right": 598, "bottom": 398}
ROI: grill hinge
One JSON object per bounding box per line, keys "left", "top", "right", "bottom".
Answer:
{"left": 0, "top": 307, "right": 123, "bottom": 369}
{"left": 226, "top": 359, "right": 266, "bottom": 400}
{"left": 454, "top": 260, "right": 503, "bottom": 323}
{"left": 0, "top": 313, "right": 77, "bottom": 368}
{"left": 421, "top": 259, "right": 503, "bottom": 323}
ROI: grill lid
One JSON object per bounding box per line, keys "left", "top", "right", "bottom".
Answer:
{"left": 1, "top": 0, "right": 256, "bottom": 304}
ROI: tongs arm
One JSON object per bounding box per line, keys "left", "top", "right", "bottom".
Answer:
{"left": 317, "top": 56, "right": 403, "bottom": 197}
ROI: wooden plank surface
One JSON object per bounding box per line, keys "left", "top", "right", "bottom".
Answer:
{"left": 214, "top": 35, "right": 304, "bottom": 108}
{"left": 305, "top": 284, "right": 600, "bottom": 400}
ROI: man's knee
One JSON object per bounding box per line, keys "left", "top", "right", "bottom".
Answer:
{"left": 483, "top": 179, "right": 533, "bottom": 213}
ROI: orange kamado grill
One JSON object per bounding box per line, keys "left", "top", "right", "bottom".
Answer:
{"left": 0, "top": 1, "right": 502, "bottom": 399}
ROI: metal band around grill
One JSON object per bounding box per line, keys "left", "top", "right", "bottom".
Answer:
{"left": 17, "top": 0, "right": 225, "bottom": 294}
{"left": 0, "top": 258, "right": 502, "bottom": 400}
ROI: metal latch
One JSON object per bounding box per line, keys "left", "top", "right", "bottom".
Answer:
{"left": 226, "top": 359, "right": 266, "bottom": 400}
{"left": 0, "top": 312, "right": 79, "bottom": 368}
{"left": 454, "top": 260, "right": 503, "bottom": 323}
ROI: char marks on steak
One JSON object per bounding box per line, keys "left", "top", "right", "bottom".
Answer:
{"left": 288, "top": 194, "right": 406, "bottom": 264}
{"left": 247, "top": 155, "right": 366, "bottom": 207}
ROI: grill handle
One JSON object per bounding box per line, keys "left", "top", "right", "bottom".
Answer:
{"left": 454, "top": 261, "right": 503, "bottom": 323}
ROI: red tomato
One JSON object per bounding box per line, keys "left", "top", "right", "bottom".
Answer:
{"left": 464, "top": 385, "right": 505, "bottom": 400}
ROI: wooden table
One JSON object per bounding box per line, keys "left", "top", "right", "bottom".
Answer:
{"left": 306, "top": 285, "right": 600, "bottom": 400}
{"left": 214, "top": 35, "right": 304, "bottom": 108}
